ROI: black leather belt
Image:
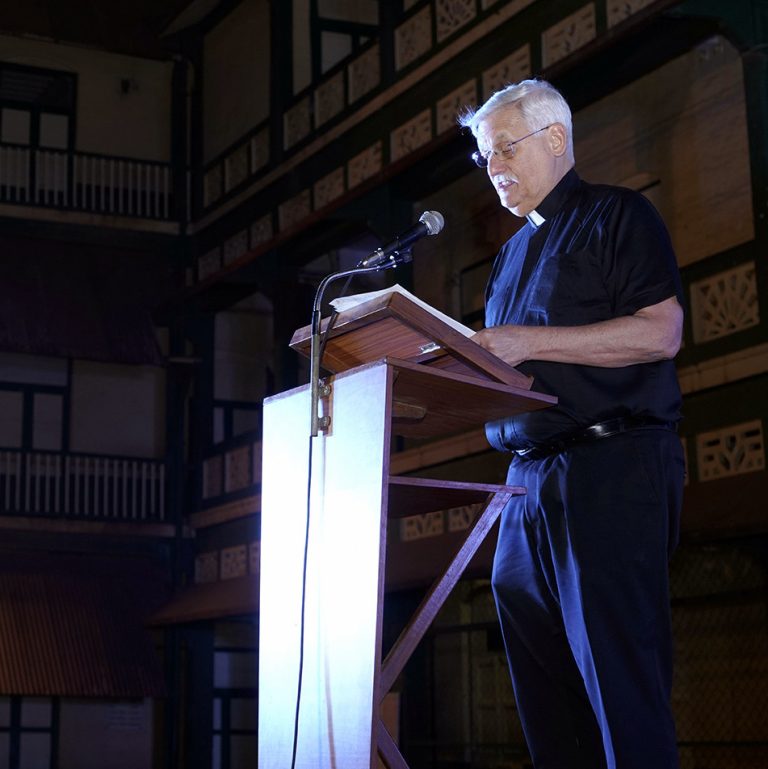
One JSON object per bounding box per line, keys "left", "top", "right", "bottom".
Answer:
{"left": 514, "top": 416, "right": 678, "bottom": 461}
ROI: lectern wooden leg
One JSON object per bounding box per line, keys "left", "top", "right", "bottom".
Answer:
{"left": 378, "top": 490, "right": 513, "bottom": 700}
{"left": 377, "top": 718, "right": 410, "bottom": 769}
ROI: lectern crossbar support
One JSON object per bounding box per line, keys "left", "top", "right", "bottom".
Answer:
{"left": 377, "top": 719, "right": 410, "bottom": 769}
{"left": 378, "top": 490, "right": 513, "bottom": 699}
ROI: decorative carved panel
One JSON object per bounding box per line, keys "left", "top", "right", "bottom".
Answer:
{"left": 437, "top": 80, "right": 477, "bottom": 135}
{"left": 250, "top": 214, "right": 273, "bottom": 247}
{"left": 198, "top": 248, "right": 222, "bottom": 282}
{"left": 225, "top": 444, "right": 252, "bottom": 493}
{"left": 221, "top": 545, "right": 248, "bottom": 580}
{"left": 283, "top": 96, "right": 311, "bottom": 150}
{"left": 204, "top": 165, "right": 223, "bottom": 207}
{"left": 347, "top": 141, "right": 382, "bottom": 188}
{"left": 278, "top": 189, "right": 312, "bottom": 230}
{"left": 607, "top": 0, "right": 656, "bottom": 28}
{"left": 391, "top": 109, "right": 433, "bottom": 163}
{"left": 690, "top": 262, "right": 759, "bottom": 344}
{"left": 401, "top": 511, "right": 445, "bottom": 541}
{"left": 696, "top": 420, "right": 765, "bottom": 482}
{"left": 223, "top": 229, "right": 248, "bottom": 266}
{"left": 348, "top": 44, "right": 380, "bottom": 103}
{"left": 482, "top": 45, "right": 532, "bottom": 99}
{"left": 395, "top": 6, "right": 433, "bottom": 71}
{"left": 224, "top": 144, "right": 249, "bottom": 192}
{"left": 447, "top": 503, "right": 483, "bottom": 532}
{"left": 436, "top": 0, "right": 476, "bottom": 43}
{"left": 195, "top": 551, "right": 219, "bottom": 584}
{"left": 314, "top": 167, "right": 345, "bottom": 209}
{"left": 541, "top": 4, "right": 596, "bottom": 68}
{"left": 250, "top": 128, "right": 269, "bottom": 173}
{"left": 315, "top": 71, "right": 345, "bottom": 127}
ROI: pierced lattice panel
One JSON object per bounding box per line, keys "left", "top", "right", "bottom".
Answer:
{"left": 395, "top": 6, "right": 433, "bottom": 71}
{"left": 221, "top": 545, "right": 248, "bottom": 580}
{"left": 224, "top": 444, "right": 252, "bottom": 493}
{"left": 690, "top": 262, "right": 759, "bottom": 343}
{"left": 435, "top": 0, "right": 476, "bottom": 43}
{"left": 696, "top": 419, "right": 765, "bottom": 481}
{"left": 195, "top": 551, "right": 219, "bottom": 584}
{"left": 400, "top": 511, "right": 444, "bottom": 541}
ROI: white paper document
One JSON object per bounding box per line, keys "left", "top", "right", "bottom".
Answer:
{"left": 329, "top": 283, "right": 475, "bottom": 338}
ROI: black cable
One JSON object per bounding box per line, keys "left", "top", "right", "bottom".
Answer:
{"left": 288, "top": 273, "right": 356, "bottom": 769}
{"left": 318, "top": 272, "right": 355, "bottom": 365}
{"left": 290, "top": 433, "right": 314, "bottom": 769}
{"left": 317, "top": 308, "right": 338, "bottom": 365}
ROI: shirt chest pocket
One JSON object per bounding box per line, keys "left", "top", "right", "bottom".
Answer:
{"left": 526, "top": 249, "right": 611, "bottom": 325}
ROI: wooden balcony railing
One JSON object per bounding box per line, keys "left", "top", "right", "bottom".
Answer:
{"left": 0, "top": 143, "right": 176, "bottom": 221}
{"left": 0, "top": 449, "right": 166, "bottom": 521}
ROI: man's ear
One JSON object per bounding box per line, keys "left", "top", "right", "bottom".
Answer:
{"left": 548, "top": 123, "right": 568, "bottom": 157}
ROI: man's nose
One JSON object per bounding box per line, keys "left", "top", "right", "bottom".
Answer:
{"left": 487, "top": 150, "right": 506, "bottom": 175}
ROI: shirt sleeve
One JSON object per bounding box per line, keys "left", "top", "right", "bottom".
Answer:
{"left": 601, "top": 190, "right": 684, "bottom": 317}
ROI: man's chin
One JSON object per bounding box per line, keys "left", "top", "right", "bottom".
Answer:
{"left": 502, "top": 199, "right": 526, "bottom": 218}
{"left": 497, "top": 192, "right": 526, "bottom": 217}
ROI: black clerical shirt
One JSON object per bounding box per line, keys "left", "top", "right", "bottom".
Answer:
{"left": 484, "top": 169, "right": 683, "bottom": 452}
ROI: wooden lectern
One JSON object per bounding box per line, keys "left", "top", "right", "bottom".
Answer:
{"left": 258, "top": 292, "right": 555, "bottom": 769}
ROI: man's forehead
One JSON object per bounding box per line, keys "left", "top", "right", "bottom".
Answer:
{"left": 476, "top": 104, "right": 527, "bottom": 144}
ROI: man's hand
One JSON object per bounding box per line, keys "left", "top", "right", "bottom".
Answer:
{"left": 472, "top": 325, "right": 532, "bottom": 368}
{"left": 473, "top": 296, "right": 683, "bottom": 368}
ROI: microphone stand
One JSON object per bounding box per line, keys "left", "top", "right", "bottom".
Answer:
{"left": 309, "top": 249, "right": 412, "bottom": 437}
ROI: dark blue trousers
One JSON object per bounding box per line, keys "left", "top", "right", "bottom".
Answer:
{"left": 492, "top": 428, "right": 684, "bottom": 769}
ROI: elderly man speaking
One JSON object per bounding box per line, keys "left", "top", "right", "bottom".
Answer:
{"left": 461, "top": 79, "right": 685, "bottom": 769}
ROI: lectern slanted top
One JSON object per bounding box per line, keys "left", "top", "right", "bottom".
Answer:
{"left": 289, "top": 289, "right": 533, "bottom": 390}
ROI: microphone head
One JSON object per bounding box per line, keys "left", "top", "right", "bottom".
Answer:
{"left": 419, "top": 210, "right": 445, "bottom": 236}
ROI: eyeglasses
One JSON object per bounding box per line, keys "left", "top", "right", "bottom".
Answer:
{"left": 471, "top": 125, "right": 552, "bottom": 168}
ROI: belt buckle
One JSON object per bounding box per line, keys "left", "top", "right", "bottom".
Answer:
{"left": 515, "top": 442, "right": 559, "bottom": 461}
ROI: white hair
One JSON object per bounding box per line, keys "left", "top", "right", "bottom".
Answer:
{"left": 459, "top": 78, "right": 574, "bottom": 161}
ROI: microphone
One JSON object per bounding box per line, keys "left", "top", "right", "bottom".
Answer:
{"left": 358, "top": 210, "right": 445, "bottom": 269}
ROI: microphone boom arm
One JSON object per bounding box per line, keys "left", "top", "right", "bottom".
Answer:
{"left": 309, "top": 259, "right": 400, "bottom": 437}
{"left": 309, "top": 208, "right": 443, "bottom": 436}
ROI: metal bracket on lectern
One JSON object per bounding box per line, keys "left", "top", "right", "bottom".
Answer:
{"left": 316, "top": 380, "right": 332, "bottom": 432}
{"left": 309, "top": 318, "right": 332, "bottom": 436}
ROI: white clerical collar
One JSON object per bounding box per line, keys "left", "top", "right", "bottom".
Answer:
{"left": 526, "top": 209, "right": 546, "bottom": 228}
